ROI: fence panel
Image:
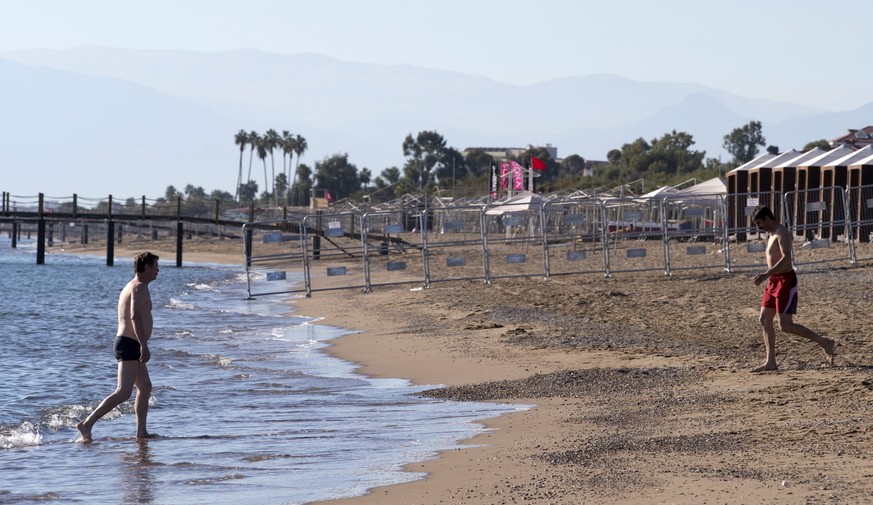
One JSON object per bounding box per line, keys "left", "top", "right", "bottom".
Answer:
{"left": 542, "top": 199, "right": 607, "bottom": 278}
{"left": 724, "top": 192, "right": 775, "bottom": 271}
{"left": 848, "top": 183, "right": 873, "bottom": 264}
{"left": 602, "top": 197, "right": 667, "bottom": 275}
{"left": 784, "top": 187, "right": 854, "bottom": 268}
{"left": 302, "top": 212, "right": 367, "bottom": 294}
{"left": 662, "top": 194, "right": 729, "bottom": 274}
{"left": 481, "top": 204, "right": 547, "bottom": 281}
{"left": 243, "top": 219, "right": 306, "bottom": 297}
{"left": 362, "top": 210, "right": 426, "bottom": 290}
{"left": 424, "top": 205, "right": 488, "bottom": 285}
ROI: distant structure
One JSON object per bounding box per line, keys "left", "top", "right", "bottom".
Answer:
{"left": 462, "top": 143, "right": 559, "bottom": 162}
{"left": 831, "top": 126, "right": 873, "bottom": 149}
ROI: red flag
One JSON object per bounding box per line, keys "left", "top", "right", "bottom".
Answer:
{"left": 326, "top": 191, "right": 333, "bottom": 202}
{"left": 531, "top": 156, "right": 546, "bottom": 171}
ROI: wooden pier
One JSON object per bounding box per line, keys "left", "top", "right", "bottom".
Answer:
{"left": 1, "top": 192, "right": 259, "bottom": 266}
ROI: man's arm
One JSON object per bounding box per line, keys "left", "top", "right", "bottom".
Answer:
{"left": 130, "top": 284, "right": 151, "bottom": 363}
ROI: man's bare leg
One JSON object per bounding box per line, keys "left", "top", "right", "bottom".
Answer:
{"left": 753, "top": 307, "right": 779, "bottom": 372}
{"left": 134, "top": 363, "right": 153, "bottom": 439}
{"left": 778, "top": 314, "right": 836, "bottom": 365}
{"left": 77, "top": 361, "right": 138, "bottom": 442}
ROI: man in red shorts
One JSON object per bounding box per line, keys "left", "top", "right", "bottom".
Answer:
{"left": 751, "top": 206, "right": 835, "bottom": 372}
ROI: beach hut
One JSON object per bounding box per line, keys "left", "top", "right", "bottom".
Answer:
{"left": 847, "top": 152, "right": 873, "bottom": 241}
{"left": 793, "top": 146, "right": 857, "bottom": 239}
{"left": 770, "top": 148, "right": 826, "bottom": 224}
{"left": 726, "top": 153, "right": 775, "bottom": 240}
{"left": 819, "top": 146, "right": 873, "bottom": 239}
{"left": 746, "top": 150, "right": 801, "bottom": 221}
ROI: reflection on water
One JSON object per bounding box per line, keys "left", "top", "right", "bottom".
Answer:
{"left": 120, "top": 440, "right": 156, "bottom": 505}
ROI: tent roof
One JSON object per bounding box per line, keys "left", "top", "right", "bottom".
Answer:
{"left": 848, "top": 151, "right": 873, "bottom": 168}
{"left": 823, "top": 144, "right": 873, "bottom": 168}
{"left": 676, "top": 177, "right": 726, "bottom": 196}
{"left": 640, "top": 185, "right": 679, "bottom": 199}
{"left": 485, "top": 191, "right": 544, "bottom": 215}
{"left": 757, "top": 149, "right": 802, "bottom": 169}
{"left": 773, "top": 147, "right": 826, "bottom": 169}
{"left": 798, "top": 145, "right": 857, "bottom": 168}
{"left": 727, "top": 152, "right": 776, "bottom": 174}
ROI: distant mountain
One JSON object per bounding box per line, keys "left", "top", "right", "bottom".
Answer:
{"left": 1, "top": 46, "right": 870, "bottom": 198}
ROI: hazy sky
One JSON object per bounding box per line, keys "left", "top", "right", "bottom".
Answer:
{"left": 1, "top": 0, "right": 870, "bottom": 111}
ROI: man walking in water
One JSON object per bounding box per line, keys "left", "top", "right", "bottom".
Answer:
{"left": 751, "top": 206, "right": 835, "bottom": 372}
{"left": 78, "top": 252, "right": 159, "bottom": 442}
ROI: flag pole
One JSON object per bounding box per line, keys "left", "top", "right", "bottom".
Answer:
{"left": 528, "top": 157, "right": 534, "bottom": 193}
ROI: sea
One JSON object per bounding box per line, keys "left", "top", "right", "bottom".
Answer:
{"left": 0, "top": 238, "right": 523, "bottom": 504}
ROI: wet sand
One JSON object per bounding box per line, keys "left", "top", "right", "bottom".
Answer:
{"left": 303, "top": 265, "right": 873, "bottom": 504}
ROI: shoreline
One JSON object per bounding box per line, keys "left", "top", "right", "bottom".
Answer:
{"left": 47, "top": 239, "right": 873, "bottom": 503}
{"left": 295, "top": 268, "right": 873, "bottom": 504}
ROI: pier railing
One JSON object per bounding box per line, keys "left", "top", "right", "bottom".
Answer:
{"left": 0, "top": 192, "right": 300, "bottom": 266}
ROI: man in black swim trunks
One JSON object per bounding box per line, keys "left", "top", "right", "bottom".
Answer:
{"left": 78, "top": 252, "right": 159, "bottom": 442}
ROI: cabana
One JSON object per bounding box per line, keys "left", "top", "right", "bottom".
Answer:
{"left": 848, "top": 152, "right": 873, "bottom": 241}
{"left": 819, "top": 146, "right": 873, "bottom": 239}
{"left": 794, "top": 146, "right": 856, "bottom": 239}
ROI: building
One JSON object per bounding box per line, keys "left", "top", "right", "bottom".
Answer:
{"left": 830, "top": 126, "right": 873, "bottom": 149}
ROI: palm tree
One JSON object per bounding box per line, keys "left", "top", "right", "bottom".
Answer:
{"left": 234, "top": 129, "right": 248, "bottom": 203}
{"left": 246, "top": 131, "right": 259, "bottom": 184}
{"left": 281, "top": 131, "right": 297, "bottom": 205}
{"left": 256, "top": 137, "right": 268, "bottom": 203}
{"left": 292, "top": 134, "right": 308, "bottom": 206}
{"left": 264, "top": 129, "right": 280, "bottom": 206}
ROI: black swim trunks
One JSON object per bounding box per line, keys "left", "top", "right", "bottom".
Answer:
{"left": 114, "top": 336, "right": 141, "bottom": 362}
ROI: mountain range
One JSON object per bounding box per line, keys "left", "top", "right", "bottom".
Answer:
{"left": 1, "top": 46, "right": 870, "bottom": 199}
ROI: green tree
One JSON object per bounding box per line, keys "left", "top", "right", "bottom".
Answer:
{"left": 292, "top": 134, "right": 308, "bottom": 206}
{"left": 256, "top": 137, "right": 269, "bottom": 202}
{"left": 433, "top": 147, "right": 468, "bottom": 187}
{"left": 234, "top": 129, "right": 248, "bottom": 202}
{"left": 803, "top": 139, "right": 831, "bottom": 151}
{"left": 314, "top": 153, "right": 361, "bottom": 201}
{"left": 402, "top": 130, "right": 447, "bottom": 190}
{"left": 463, "top": 149, "right": 492, "bottom": 178}
{"left": 561, "top": 154, "right": 587, "bottom": 176}
{"left": 246, "top": 131, "right": 259, "bottom": 183}
{"left": 274, "top": 173, "right": 289, "bottom": 197}
{"left": 165, "top": 185, "right": 181, "bottom": 201}
{"left": 723, "top": 120, "right": 766, "bottom": 165}
{"left": 264, "top": 129, "right": 280, "bottom": 204}
{"left": 239, "top": 180, "right": 258, "bottom": 203}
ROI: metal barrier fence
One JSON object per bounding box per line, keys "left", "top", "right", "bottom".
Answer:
{"left": 848, "top": 183, "right": 873, "bottom": 265}
{"left": 362, "top": 209, "right": 427, "bottom": 290}
{"left": 482, "top": 203, "right": 547, "bottom": 282}
{"left": 425, "top": 205, "right": 488, "bottom": 285}
{"left": 662, "top": 193, "right": 729, "bottom": 275}
{"left": 241, "top": 187, "right": 867, "bottom": 297}
{"left": 542, "top": 199, "right": 608, "bottom": 278}
{"left": 784, "top": 187, "right": 854, "bottom": 269}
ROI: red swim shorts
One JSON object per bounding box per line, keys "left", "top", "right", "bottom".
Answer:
{"left": 761, "top": 271, "right": 798, "bottom": 314}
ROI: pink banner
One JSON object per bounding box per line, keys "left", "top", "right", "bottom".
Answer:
{"left": 511, "top": 161, "right": 524, "bottom": 191}
{"left": 500, "top": 162, "right": 509, "bottom": 189}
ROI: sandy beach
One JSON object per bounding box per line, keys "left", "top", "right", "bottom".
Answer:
{"left": 56, "top": 238, "right": 873, "bottom": 503}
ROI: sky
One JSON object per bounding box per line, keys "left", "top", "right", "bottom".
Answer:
{"left": 1, "top": 0, "right": 871, "bottom": 112}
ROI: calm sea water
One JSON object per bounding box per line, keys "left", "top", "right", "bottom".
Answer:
{"left": 0, "top": 238, "right": 522, "bottom": 504}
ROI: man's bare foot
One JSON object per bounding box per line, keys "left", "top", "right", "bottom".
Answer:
{"left": 823, "top": 338, "right": 837, "bottom": 365}
{"left": 76, "top": 422, "right": 93, "bottom": 443}
{"left": 751, "top": 362, "right": 778, "bottom": 372}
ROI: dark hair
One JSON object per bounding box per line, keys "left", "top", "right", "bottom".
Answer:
{"left": 752, "top": 205, "right": 777, "bottom": 222}
{"left": 134, "top": 251, "right": 159, "bottom": 273}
